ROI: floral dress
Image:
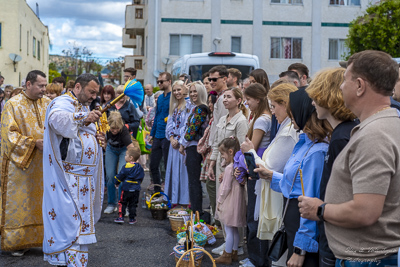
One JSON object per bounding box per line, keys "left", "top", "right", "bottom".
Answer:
{"left": 164, "top": 105, "right": 191, "bottom": 205}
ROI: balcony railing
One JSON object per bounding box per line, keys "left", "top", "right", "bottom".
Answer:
{"left": 122, "top": 28, "right": 136, "bottom": 49}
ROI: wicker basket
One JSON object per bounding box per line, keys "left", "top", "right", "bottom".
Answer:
{"left": 177, "top": 232, "right": 207, "bottom": 247}
{"left": 150, "top": 208, "right": 168, "bottom": 220}
{"left": 174, "top": 245, "right": 204, "bottom": 267}
{"left": 175, "top": 247, "right": 216, "bottom": 267}
{"left": 144, "top": 184, "right": 163, "bottom": 210}
{"left": 168, "top": 208, "right": 190, "bottom": 232}
{"left": 169, "top": 216, "right": 185, "bottom": 232}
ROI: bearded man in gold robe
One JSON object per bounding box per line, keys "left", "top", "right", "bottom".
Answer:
{"left": 0, "top": 70, "right": 50, "bottom": 256}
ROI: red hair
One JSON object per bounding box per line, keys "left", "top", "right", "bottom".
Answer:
{"left": 100, "top": 85, "right": 115, "bottom": 105}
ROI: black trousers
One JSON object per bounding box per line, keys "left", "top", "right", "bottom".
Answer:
{"left": 186, "top": 146, "right": 203, "bottom": 213}
{"left": 247, "top": 179, "right": 270, "bottom": 267}
{"left": 149, "top": 137, "right": 170, "bottom": 192}
{"left": 118, "top": 190, "right": 140, "bottom": 220}
{"left": 284, "top": 198, "right": 319, "bottom": 266}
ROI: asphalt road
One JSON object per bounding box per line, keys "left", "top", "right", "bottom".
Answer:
{"left": 0, "top": 172, "right": 245, "bottom": 267}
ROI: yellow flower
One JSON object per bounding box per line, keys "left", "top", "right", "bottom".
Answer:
{"left": 164, "top": 117, "right": 168, "bottom": 123}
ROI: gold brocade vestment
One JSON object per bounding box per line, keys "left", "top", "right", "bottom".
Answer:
{"left": 0, "top": 92, "right": 50, "bottom": 251}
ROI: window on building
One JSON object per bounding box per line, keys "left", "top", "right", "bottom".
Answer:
{"left": 37, "top": 40, "right": 41, "bottom": 60}
{"left": 135, "top": 8, "right": 143, "bottom": 19}
{"left": 329, "top": 39, "right": 349, "bottom": 60}
{"left": 135, "top": 59, "right": 142, "bottom": 70}
{"left": 169, "top": 34, "right": 203, "bottom": 56}
{"left": 33, "top": 37, "right": 36, "bottom": 57}
{"left": 271, "top": 37, "right": 302, "bottom": 59}
{"left": 330, "top": 0, "right": 360, "bottom": 6}
{"left": 231, "top": 36, "right": 241, "bottom": 53}
{"left": 271, "top": 0, "right": 303, "bottom": 4}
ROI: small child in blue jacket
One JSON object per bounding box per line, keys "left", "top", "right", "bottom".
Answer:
{"left": 114, "top": 146, "right": 144, "bottom": 224}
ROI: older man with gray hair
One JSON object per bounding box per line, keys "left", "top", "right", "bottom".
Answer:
{"left": 299, "top": 50, "right": 400, "bottom": 266}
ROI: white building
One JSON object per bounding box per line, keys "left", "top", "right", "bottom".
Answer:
{"left": 0, "top": 0, "right": 49, "bottom": 87}
{"left": 123, "top": 0, "right": 372, "bottom": 84}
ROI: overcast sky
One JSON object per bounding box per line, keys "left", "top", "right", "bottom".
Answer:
{"left": 26, "top": 0, "right": 132, "bottom": 63}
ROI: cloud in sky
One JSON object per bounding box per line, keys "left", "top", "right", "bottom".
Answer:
{"left": 26, "top": 0, "right": 133, "bottom": 63}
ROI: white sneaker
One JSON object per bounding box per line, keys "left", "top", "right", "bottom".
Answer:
{"left": 11, "top": 249, "right": 29, "bottom": 257}
{"left": 239, "top": 258, "right": 250, "bottom": 265}
{"left": 240, "top": 261, "right": 255, "bottom": 267}
{"left": 104, "top": 206, "right": 115, "bottom": 214}
{"left": 219, "top": 245, "right": 244, "bottom": 256}
{"left": 211, "top": 242, "right": 225, "bottom": 255}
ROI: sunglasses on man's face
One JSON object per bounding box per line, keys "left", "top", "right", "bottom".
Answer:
{"left": 208, "top": 77, "right": 224, "bottom": 82}
{"left": 157, "top": 80, "right": 168, "bottom": 84}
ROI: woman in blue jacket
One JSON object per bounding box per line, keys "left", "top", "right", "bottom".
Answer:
{"left": 255, "top": 89, "right": 332, "bottom": 267}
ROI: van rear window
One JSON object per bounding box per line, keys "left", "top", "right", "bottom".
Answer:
{"left": 189, "top": 65, "right": 255, "bottom": 82}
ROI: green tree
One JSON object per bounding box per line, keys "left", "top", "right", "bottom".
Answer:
{"left": 346, "top": 0, "right": 400, "bottom": 59}
{"left": 49, "top": 62, "right": 57, "bottom": 71}
{"left": 105, "top": 57, "right": 124, "bottom": 84}
{"left": 49, "top": 69, "right": 61, "bottom": 83}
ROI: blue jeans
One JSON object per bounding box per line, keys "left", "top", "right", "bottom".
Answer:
{"left": 335, "top": 253, "right": 397, "bottom": 267}
{"left": 105, "top": 144, "right": 127, "bottom": 206}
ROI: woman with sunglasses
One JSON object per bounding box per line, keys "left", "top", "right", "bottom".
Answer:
{"left": 179, "top": 81, "right": 210, "bottom": 214}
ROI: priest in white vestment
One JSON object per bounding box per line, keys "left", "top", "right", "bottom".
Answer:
{"left": 42, "top": 74, "right": 105, "bottom": 267}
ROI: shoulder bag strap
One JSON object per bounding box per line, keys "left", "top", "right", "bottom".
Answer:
{"left": 281, "top": 142, "right": 315, "bottom": 225}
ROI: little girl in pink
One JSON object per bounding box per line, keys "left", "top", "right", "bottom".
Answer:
{"left": 214, "top": 136, "right": 247, "bottom": 264}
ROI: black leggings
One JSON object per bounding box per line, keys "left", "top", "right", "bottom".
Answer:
{"left": 186, "top": 146, "right": 203, "bottom": 213}
{"left": 246, "top": 179, "right": 270, "bottom": 266}
{"left": 284, "top": 198, "right": 319, "bottom": 266}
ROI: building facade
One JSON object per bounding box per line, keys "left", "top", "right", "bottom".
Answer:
{"left": 0, "top": 0, "right": 49, "bottom": 87}
{"left": 123, "top": 0, "right": 372, "bottom": 84}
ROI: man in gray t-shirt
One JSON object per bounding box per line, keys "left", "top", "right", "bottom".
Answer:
{"left": 298, "top": 50, "right": 400, "bottom": 265}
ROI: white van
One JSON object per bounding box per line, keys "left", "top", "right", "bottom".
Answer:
{"left": 171, "top": 52, "right": 260, "bottom": 82}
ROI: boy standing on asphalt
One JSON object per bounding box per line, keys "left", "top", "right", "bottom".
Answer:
{"left": 114, "top": 146, "right": 144, "bottom": 225}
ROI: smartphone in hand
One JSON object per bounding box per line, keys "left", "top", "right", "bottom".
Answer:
{"left": 244, "top": 152, "right": 260, "bottom": 180}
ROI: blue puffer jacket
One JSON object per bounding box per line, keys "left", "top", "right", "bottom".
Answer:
{"left": 114, "top": 163, "right": 144, "bottom": 191}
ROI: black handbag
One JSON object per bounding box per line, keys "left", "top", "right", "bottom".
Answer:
{"left": 267, "top": 224, "right": 288, "bottom": 261}
{"left": 267, "top": 143, "right": 315, "bottom": 262}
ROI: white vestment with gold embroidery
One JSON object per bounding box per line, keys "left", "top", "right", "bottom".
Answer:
{"left": 42, "top": 92, "right": 104, "bottom": 266}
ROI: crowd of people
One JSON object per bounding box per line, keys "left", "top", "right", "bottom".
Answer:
{"left": 1, "top": 49, "right": 400, "bottom": 267}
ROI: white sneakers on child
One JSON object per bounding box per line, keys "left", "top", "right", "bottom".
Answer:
{"left": 218, "top": 245, "right": 244, "bottom": 256}
{"left": 212, "top": 242, "right": 244, "bottom": 256}
{"left": 211, "top": 242, "right": 225, "bottom": 255}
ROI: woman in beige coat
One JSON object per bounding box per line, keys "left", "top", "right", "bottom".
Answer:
{"left": 208, "top": 87, "right": 249, "bottom": 187}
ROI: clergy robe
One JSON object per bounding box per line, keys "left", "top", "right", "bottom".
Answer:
{"left": 42, "top": 92, "right": 104, "bottom": 266}
{"left": 0, "top": 92, "right": 50, "bottom": 251}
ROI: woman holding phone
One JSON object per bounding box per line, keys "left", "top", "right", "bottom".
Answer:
{"left": 235, "top": 82, "right": 272, "bottom": 267}
{"left": 240, "top": 83, "right": 299, "bottom": 266}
